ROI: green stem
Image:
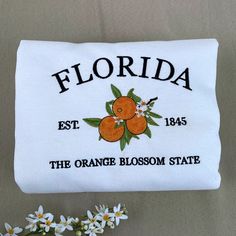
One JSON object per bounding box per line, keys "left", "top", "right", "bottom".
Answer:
{"left": 146, "top": 97, "right": 158, "bottom": 105}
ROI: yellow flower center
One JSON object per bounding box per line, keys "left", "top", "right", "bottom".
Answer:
{"left": 103, "top": 214, "right": 110, "bottom": 221}
{"left": 115, "top": 212, "right": 122, "bottom": 217}
{"left": 37, "top": 213, "right": 43, "bottom": 218}
{"left": 46, "top": 220, "right": 51, "bottom": 226}
{"left": 8, "top": 229, "right": 14, "bottom": 235}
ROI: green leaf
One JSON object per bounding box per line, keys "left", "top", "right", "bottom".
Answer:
{"left": 120, "top": 136, "right": 126, "bottom": 151}
{"left": 144, "top": 126, "right": 152, "bottom": 138}
{"left": 127, "top": 88, "right": 141, "bottom": 103}
{"left": 132, "top": 93, "right": 142, "bottom": 103}
{"left": 111, "top": 84, "right": 122, "bottom": 98}
{"left": 146, "top": 116, "right": 159, "bottom": 126}
{"left": 132, "top": 135, "right": 140, "bottom": 140}
{"left": 124, "top": 124, "right": 132, "bottom": 144}
{"left": 107, "top": 100, "right": 114, "bottom": 105}
{"left": 149, "top": 102, "right": 154, "bottom": 107}
{"left": 149, "top": 111, "right": 162, "bottom": 118}
{"left": 127, "top": 88, "right": 134, "bottom": 97}
{"left": 99, "top": 135, "right": 102, "bottom": 141}
{"left": 131, "top": 93, "right": 141, "bottom": 103}
{"left": 125, "top": 129, "right": 130, "bottom": 142}
{"left": 126, "top": 135, "right": 132, "bottom": 144}
{"left": 83, "top": 118, "right": 101, "bottom": 127}
{"left": 106, "top": 102, "right": 114, "bottom": 115}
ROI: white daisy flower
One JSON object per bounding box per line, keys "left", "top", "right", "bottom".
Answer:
{"left": 4, "top": 223, "right": 22, "bottom": 236}
{"left": 113, "top": 204, "right": 128, "bottom": 226}
{"left": 58, "top": 215, "right": 73, "bottom": 231}
{"left": 136, "top": 100, "right": 148, "bottom": 112}
{"left": 40, "top": 214, "right": 57, "bottom": 232}
{"left": 85, "top": 223, "right": 104, "bottom": 236}
{"left": 82, "top": 211, "right": 99, "bottom": 228}
{"left": 28, "top": 205, "right": 52, "bottom": 223}
{"left": 25, "top": 217, "right": 37, "bottom": 232}
{"left": 135, "top": 109, "right": 145, "bottom": 117}
{"left": 96, "top": 208, "right": 114, "bottom": 228}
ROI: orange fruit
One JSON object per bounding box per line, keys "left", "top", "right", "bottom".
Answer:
{"left": 112, "top": 96, "right": 136, "bottom": 120}
{"left": 126, "top": 115, "right": 147, "bottom": 135}
{"left": 99, "top": 116, "right": 124, "bottom": 142}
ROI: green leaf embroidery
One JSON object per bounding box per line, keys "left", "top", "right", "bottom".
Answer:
{"left": 126, "top": 135, "right": 132, "bottom": 144}
{"left": 144, "top": 126, "right": 152, "bottom": 138}
{"left": 107, "top": 100, "right": 114, "bottom": 105}
{"left": 124, "top": 124, "right": 132, "bottom": 144}
{"left": 127, "top": 88, "right": 141, "bottom": 103}
{"left": 132, "top": 93, "right": 142, "bottom": 103}
{"left": 149, "top": 102, "right": 154, "bottom": 107}
{"left": 111, "top": 84, "right": 122, "bottom": 98}
{"left": 83, "top": 118, "right": 101, "bottom": 127}
{"left": 120, "top": 136, "right": 126, "bottom": 151}
{"left": 106, "top": 102, "right": 114, "bottom": 115}
{"left": 146, "top": 116, "right": 159, "bottom": 126}
{"left": 149, "top": 111, "right": 162, "bottom": 118}
{"left": 127, "top": 88, "right": 134, "bottom": 97}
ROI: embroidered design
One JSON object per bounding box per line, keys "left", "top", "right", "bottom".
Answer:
{"left": 83, "top": 84, "right": 162, "bottom": 150}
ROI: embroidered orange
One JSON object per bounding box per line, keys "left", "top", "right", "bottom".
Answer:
{"left": 84, "top": 84, "right": 162, "bottom": 151}
{"left": 99, "top": 116, "right": 124, "bottom": 142}
{"left": 126, "top": 115, "right": 147, "bottom": 135}
{"left": 112, "top": 96, "right": 136, "bottom": 120}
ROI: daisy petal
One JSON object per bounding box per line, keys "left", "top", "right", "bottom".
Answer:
{"left": 82, "top": 220, "right": 90, "bottom": 224}
{"left": 45, "top": 213, "right": 53, "bottom": 219}
{"left": 67, "top": 225, "right": 73, "bottom": 231}
{"left": 38, "top": 205, "right": 43, "bottom": 214}
{"left": 25, "top": 225, "right": 31, "bottom": 229}
{"left": 120, "top": 215, "right": 128, "bottom": 220}
{"left": 117, "top": 204, "right": 121, "bottom": 211}
{"left": 60, "top": 215, "right": 66, "bottom": 222}
{"left": 4, "top": 223, "right": 11, "bottom": 231}
{"left": 32, "top": 224, "right": 37, "bottom": 232}
{"left": 101, "top": 221, "right": 106, "bottom": 228}
{"left": 14, "top": 227, "right": 23, "bottom": 234}
{"left": 116, "top": 218, "right": 120, "bottom": 226}
{"left": 45, "top": 225, "right": 50, "bottom": 232}
{"left": 87, "top": 210, "right": 93, "bottom": 219}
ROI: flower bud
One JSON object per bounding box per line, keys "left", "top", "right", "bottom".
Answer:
{"left": 110, "top": 222, "right": 115, "bottom": 229}
{"left": 76, "top": 231, "right": 82, "bottom": 236}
